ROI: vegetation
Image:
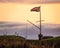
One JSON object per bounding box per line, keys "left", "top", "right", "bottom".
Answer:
{"left": 0, "top": 35, "right": 60, "bottom": 48}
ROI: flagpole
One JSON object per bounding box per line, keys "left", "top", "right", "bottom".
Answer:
{"left": 39, "top": 6, "right": 42, "bottom": 48}
{"left": 40, "top": 6, "right": 41, "bottom": 34}
{"left": 38, "top": 6, "right": 43, "bottom": 40}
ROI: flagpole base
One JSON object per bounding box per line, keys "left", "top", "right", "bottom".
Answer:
{"left": 38, "top": 33, "right": 43, "bottom": 40}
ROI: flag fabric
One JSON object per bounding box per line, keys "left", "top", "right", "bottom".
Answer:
{"left": 31, "top": 6, "right": 40, "bottom": 12}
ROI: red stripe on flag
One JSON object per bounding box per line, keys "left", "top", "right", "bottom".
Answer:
{"left": 31, "top": 6, "right": 40, "bottom": 12}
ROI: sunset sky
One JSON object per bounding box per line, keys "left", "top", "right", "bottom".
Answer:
{"left": 0, "top": 0, "right": 60, "bottom": 39}
{"left": 0, "top": 3, "right": 60, "bottom": 24}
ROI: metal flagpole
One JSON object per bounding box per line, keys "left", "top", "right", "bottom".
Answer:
{"left": 40, "top": 6, "right": 41, "bottom": 34}
{"left": 39, "top": 6, "right": 42, "bottom": 48}
{"left": 38, "top": 6, "right": 43, "bottom": 40}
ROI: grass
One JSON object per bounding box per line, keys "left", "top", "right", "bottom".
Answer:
{"left": 0, "top": 35, "right": 60, "bottom": 48}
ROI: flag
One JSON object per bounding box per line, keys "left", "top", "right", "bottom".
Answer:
{"left": 31, "top": 6, "right": 40, "bottom": 12}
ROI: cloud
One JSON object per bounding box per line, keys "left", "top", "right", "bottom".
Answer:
{"left": 41, "top": 24, "right": 60, "bottom": 36}
{"left": 0, "top": 21, "right": 27, "bottom": 37}
{"left": 0, "top": 0, "right": 60, "bottom": 4}
{"left": 0, "top": 21, "right": 26, "bottom": 29}
{"left": 0, "top": 22, "right": 7, "bottom": 24}
{"left": 29, "top": 23, "right": 60, "bottom": 37}
{"left": 0, "top": 22, "right": 60, "bottom": 39}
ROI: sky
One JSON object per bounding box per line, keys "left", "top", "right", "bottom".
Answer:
{"left": 0, "top": 0, "right": 60, "bottom": 39}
